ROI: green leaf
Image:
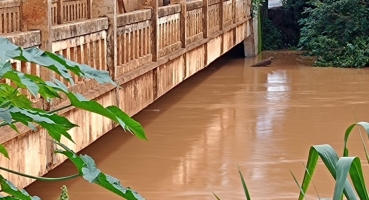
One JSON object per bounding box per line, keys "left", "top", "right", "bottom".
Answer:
{"left": 55, "top": 142, "right": 144, "bottom": 200}
{"left": 0, "top": 108, "right": 12, "bottom": 124}
{"left": 25, "top": 75, "right": 61, "bottom": 100}
{"left": 343, "top": 122, "right": 369, "bottom": 162}
{"left": 0, "top": 175, "right": 40, "bottom": 200}
{"left": 9, "top": 107, "right": 77, "bottom": 142}
{"left": 0, "top": 144, "right": 9, "bottom": 159}
{"left": 2, "top": 69, "right": 39, "bottom": 97}
{"left": 64, "top": 92, "right": 147, "bottom": 140}
{"left": 54, "top": 141, "right": 84, "bottom": 174}
{"left": 44, "top": 52, "right": 83, "bottom": 77}
{"left": 0, "top": 37, "right": 21, "bottom": 61}
{"left": 80, "top": 155, "right": 101, "bottom": 183}
{"left": 334, "top": 157, "right": 368, "bottom": 200}
{"left": 0, "top": 60, "right": 13, "bottom": 78}
{"left": 238, "top": 166, "right": 251, "bottom": 200}
{"left": 19, "top": 47, "right": 74, "bottom": 84}
{"left": 290, "top": 170, "right": 306, "bottom": 199}
{"left": 299, "top": 144, "right": 357, "bottom": 200}
{"left": 106, "top": 106, "right": 147, "bottom": 140}
{"left": 96, "top": 173, "right": 144, "bottom": 200}
{"left": 79, "top": 64, "right": 118, "bottom": 86}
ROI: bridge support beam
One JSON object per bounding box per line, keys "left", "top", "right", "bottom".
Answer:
{"left": 243, "top": 17, "right": 259, "bottom": 57}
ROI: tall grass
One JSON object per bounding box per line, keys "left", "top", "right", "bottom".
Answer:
{"left": 213, "top": 122, "right": 369, "bottom": 200}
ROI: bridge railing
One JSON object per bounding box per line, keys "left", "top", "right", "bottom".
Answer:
{"left": 0, "top": 0, "right": 252, "bottom": 102}
{"left": 0, "top": 0, "right": 21, "bottom": 34}
{"left": 50, "top": 17, "right": 108, "bottom": 107}
{"left": 208, "top": 0, "right": 221, "bottom": 35}
{"left": 116, "top": 9, "right": 152, "bottom": 76}
{"left": 186, "top": 0, "right": 203, "bottom": 45}
{"left": 158, "top": 4, "right": 182, "bottom": 58}
{"left": 223, "top": 0, "right": 233, "bottom": 28}
{"left": 51, "top": 0, "right": 91, "bottom": 25}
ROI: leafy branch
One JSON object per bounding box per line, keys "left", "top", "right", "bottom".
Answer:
{"left": 0, "top": 35, "right": 147, "bottom": 199}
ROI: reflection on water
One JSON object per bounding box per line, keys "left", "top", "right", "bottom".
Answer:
{"left": 27, "top": 50, "right": 369, "bottom": 199}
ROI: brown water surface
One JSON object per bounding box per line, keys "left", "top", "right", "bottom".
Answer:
{"left": 27, "top": 50, "right": 369, "bottom": 199}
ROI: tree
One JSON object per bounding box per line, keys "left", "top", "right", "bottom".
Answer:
{"left": 0, "top": 36, "right": 146, "bottom": 199}
{"left": 299, "top": 0, "right": 369, "bottom": 68}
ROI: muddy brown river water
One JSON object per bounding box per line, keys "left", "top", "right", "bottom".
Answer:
{"left": 27, "top": 50, "right": 369, "bottom": 199}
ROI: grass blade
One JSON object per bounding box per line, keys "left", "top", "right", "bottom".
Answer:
{"left": 302, "top": 162, "right": 321, "bottom": 200}
{"left": 238, "top": 166, "right": 251, "bottom": 200}
{"left": 210, "top": 191, "right": 221, "bottom": 200}
{"left": 289, "top": 169, "right": 306, "bottom": 199}
{"left": 334, "top": 157, "right": 368, "bottom": 200}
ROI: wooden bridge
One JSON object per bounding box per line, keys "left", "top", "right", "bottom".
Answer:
{"left": 0, "top": 0, "right": 257, "bottom": 188}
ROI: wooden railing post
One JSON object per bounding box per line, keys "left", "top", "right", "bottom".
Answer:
{"left": 141, "top": 0, "right": 158, "bottom": 62}
{"left": 91, "top": 0, "right": 117, "bottom": 78}
{"left": 203, "top": 0, "right": 209, "bottom": 38}
{"left": 57, "top": 0, "right": 64, "bottom": 24}
{"left": 219, "top": 0, "right": 224, "bottom": 30}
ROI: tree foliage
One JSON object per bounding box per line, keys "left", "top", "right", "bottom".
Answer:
{"left": 299, "top": 0, "right": 369, "bottom": 68}
{"left": 0, "top": 36, "right": 146, "bottom": 199}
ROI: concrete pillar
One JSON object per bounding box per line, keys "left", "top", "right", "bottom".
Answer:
{"left": 91, "top": 0, "right": 117, "bottom": 78}
{"left": 243, "top": 16, "right": 258, "bottom": 57}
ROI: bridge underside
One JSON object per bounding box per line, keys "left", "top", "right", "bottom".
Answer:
{"left": 0, "top": 0, "right": 256, "bottom": 189}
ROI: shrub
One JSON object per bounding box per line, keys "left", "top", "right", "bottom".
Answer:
{"left": 299, "top": 0, "right": 369, "bottom": 68}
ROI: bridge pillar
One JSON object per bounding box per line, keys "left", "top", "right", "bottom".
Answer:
{"left": 243, "top": 16, "right": 259, "bottom": 57}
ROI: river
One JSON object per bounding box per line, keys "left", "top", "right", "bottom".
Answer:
{"left": 27, "top": 48, "right": 369, "bottom": 199}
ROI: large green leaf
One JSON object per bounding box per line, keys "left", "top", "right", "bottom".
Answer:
{"left": 0, "top": 175, "right": 40, "bottom": 200}
{"left": 334, "top": 157, "right": 368, "bottom": 200}
{"left": 299, "top": 144, "right": 357, "bottom": 200}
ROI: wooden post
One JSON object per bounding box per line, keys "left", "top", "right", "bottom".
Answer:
{"left": 172, "top": 0, "right": 186, "bottom": 48}
{"left": 219, "top": 0, "right": 224, "bottom": 30}
{"left": 202, "top": 0, "right": 208, "bottom": 38}
{"left": 141, "top": 0, "right": 158, "bottom": 62}
{"left": 57, "top": 0, "right": 64, "bottom": 24}
{"left": 91, "top": 0, "right": 117, "bottom": 78}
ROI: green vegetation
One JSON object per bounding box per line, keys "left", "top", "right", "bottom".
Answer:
{"left": 299, "top": 0, "right": 369, "bottom": 68}
{"left": 213, "top": 121, "right": 369, "bottom": 200}
{"left": 0, "top": 36, "right": 146, "bottom": 199}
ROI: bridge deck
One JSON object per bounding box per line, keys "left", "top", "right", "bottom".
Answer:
{"left": 0, "top": 0, "right": 253, "bottom": 188}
